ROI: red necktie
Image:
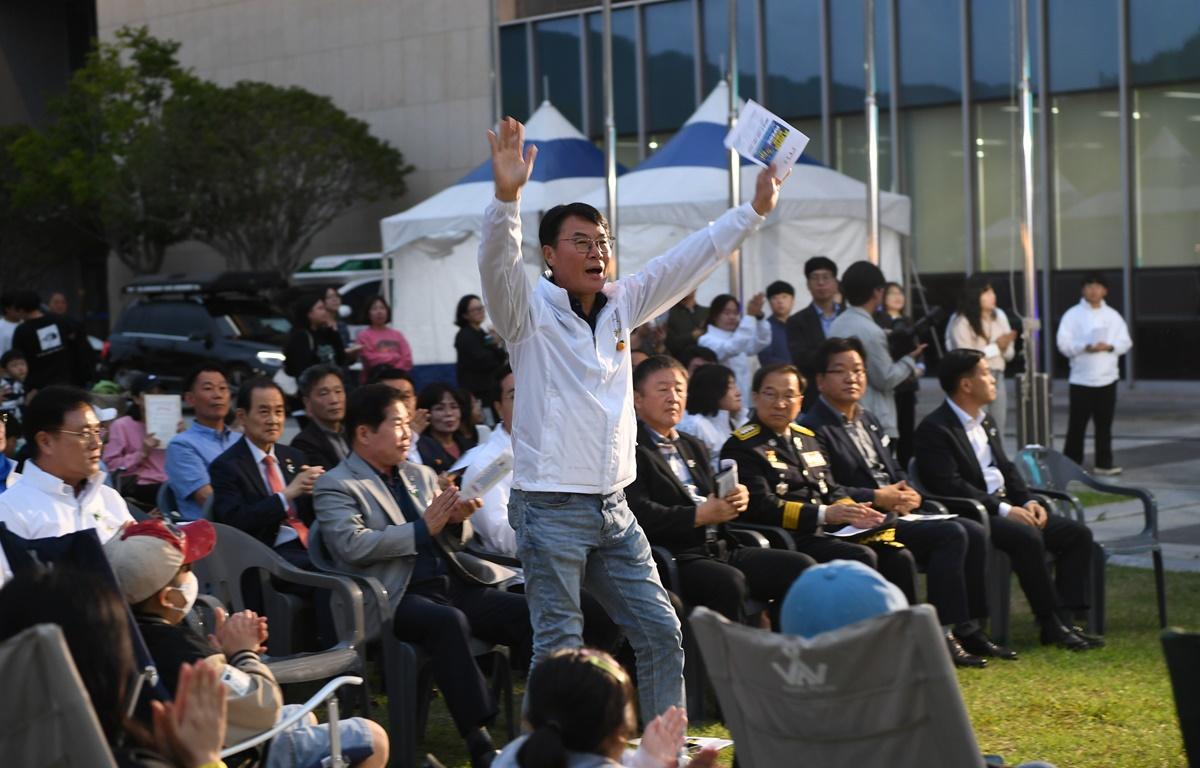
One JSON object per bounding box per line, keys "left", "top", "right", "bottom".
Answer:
{"left": 263, "top": 454, "right": 308, "bottom": 548}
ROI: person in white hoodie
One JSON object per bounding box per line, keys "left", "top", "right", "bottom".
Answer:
{"left": 478, "top": 117, "right": 785, "bottom": 720}
{"left": 1055, "top": 273, "right": 1132, "bottom": 475}
{"left": 697, "top": 293, "right": 772, "bottom": 417}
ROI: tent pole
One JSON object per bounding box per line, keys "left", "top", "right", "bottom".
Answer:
{"left": 603, "top": 0, "right": 619, "bottom": 277}
{"left": 864, "top": 0, "right": 880, "bottom": 266}
{"left": 728, "top": 0, "right": 742, "bottom": 302}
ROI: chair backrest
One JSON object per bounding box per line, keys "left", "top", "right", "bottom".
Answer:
{"left": 156, "top": 482, "right": 177, "bottom": 517}
{"left": 689, "top": 604, "right": 985, "bottom": 768}
{"left": 906, "top": 458, "right": 928, "bottom": 492}
{"left": 1162, "top": 629, "right": 1200, "bottom": 763}
{"left": 0, "top": 624, "right": 117, "bottom": 768}
{"left": 192, "top": 522, "right": 289, "bottom": 614}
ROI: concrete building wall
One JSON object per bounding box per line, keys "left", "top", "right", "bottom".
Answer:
{"left": 97, "top": 0, "right": 494, "bottom": 310}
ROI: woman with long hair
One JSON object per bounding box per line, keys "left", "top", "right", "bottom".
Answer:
{"left": 355, "top": 296, "right": 413, "bottom": 383}
{"left": 415, "top": 382, "right": 475, "bottom": 473}
{"left": 284, "top": 293, "right": 347, "bottom": 378}
{"left": 696, "top": 293, "right": 771, "bottom": 418}
{"left": 454, "top": 294, "right": 507, "bottom": 409}
{"left": 677, "top": 364, "right": 742, "bottom": 470}
{"left": 947, "top": 274, "right": 1018, "bottom": 439}
{"left": 874, "top": 282, "right": 920, "bottom": 466}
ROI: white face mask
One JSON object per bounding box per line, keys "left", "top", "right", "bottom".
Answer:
{"left": 166, "top": 571, "right": 199, "bottom": 616}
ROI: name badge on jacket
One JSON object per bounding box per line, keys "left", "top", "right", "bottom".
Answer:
{"left": 801, "top": 451, "right": 827, "bottom": 468}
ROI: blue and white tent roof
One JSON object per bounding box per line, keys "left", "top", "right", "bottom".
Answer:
{"left": 580, "top": 81, "right": 909, "bottom": 235}
{"left": 381, "top": 101, "right": 611, "bottom": 254}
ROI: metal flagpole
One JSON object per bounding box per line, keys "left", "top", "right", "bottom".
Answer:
{"left": 864, "top": 0, "right": 881, "bottom": 266}
{"left": 603, "top": 0, "right": 619, "bottom": 277}
{"left": 728, "top": 0, "right": 742, "bottom": 301}
{"left": 1015, "top": 0, "right": 1050, "bottom": 447}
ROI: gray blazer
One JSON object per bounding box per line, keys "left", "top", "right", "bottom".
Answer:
{"left": 828, "top": 306, "right": 918, "bottom": 438}
{"left": 313, "top": 453, "right": 516, "bottom": 630}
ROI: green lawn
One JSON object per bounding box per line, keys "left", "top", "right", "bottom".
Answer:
{"left": 362, "top": 565, "right": 1196, "bottom": 767}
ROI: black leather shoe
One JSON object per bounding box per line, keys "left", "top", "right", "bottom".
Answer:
{"left": 1039, "top": 622, "right": 1092, "bottom": 651}
{"left": 947, "top": 635, "right": 988, "bottom": 667}
{"left": 957, "top": 630, "right": 1018, "bottom": 660}
{"left": 1065, "top": 625, "right": 1106, "bottom": 648}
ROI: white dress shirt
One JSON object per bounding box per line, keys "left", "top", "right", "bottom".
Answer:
{"left": 0, "top": 461, "right": 133, "bottom": 585}
{"left": 945, "top": 398, "right": 1013, "bottom": 517}
{"left": 457, "top": 425, "right": 516, "bottom": 557}
{"left": 677, "top": 411, "right": 736, "bottom": 472}
{"left": 0, "top": 318, "right": 19, "bottom": 358}
{"left": 245, "top": 441, "right": 298, "bottom": 547}
{"left": 1055, "top": 299, "right": 1132, "bottom": 387}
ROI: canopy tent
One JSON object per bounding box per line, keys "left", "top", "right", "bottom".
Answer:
{"left": 378, "top": 100, "right": 612, "bottom": 369}
{"left": 579, "top": 81, "right": 911, "bottom": 308}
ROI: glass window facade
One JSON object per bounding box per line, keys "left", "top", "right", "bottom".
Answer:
{"left": 500, "top": 25, "right": 530, "bottom": 121}
{"left": 975, "top": 101, "right": 1031, "bottom": 273}
{"left": 834, "top": 112, "right": 892, "bottom": 191}
{"left": 971, "top": 0, "right": 1039, "bottom": 99}
{"left": 1052, "top": 91, "right": 1122, "bottom": 267}
{"left": 1130, "top": 0, "right": 1200, "bottom": 85}
{"left": 763, "top": 0, "right": 821, "bottom": 118}
{"left": 702, "top": 0, "right": 757, "bottom": 101}
{"left": 902, "top": 107, "right": 966, "bottom": 272}
{"left": 831, "top": 0, "right": 889, "bottom": 113}
{"left": 898, "top": 0, "right": 960, "bottom": 107}
{"left": 586, "top": 9, "right": 639, "bottom": 137}
{"left": 1133, "top": 83, "right": 1200, "bottom": 267}
{"left": 644, "top": 0, "right": 697, "bottom": 133}
{"left": 535, "top": 18, "right": 585, "bottom": 129}
{"left": 1047, "top": 0, "right": 1117, "bottom": 93}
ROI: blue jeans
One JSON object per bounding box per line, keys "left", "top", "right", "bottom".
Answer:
{"left": 509, "top": 488, "right": 685, "bottom": 719}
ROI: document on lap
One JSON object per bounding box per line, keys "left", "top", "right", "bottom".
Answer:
{"left": 723, "top": 100, "right": 810, "bottom": 180}
{"left": 899, "top": 513, "right": 958, "bottom": 522}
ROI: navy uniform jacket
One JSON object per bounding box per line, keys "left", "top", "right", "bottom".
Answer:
{"left": 800, "top": 397, "right": 904, "bottom": 504}
{"left": 626, "top": 422, "right": 738, "bottom": 559}
{"left": 719, "top": 417, "right": 852, "bottom": 537}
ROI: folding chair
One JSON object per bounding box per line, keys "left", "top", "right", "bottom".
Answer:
{"left": 1161, "top": 629, "right": 1200, "bottom": 765}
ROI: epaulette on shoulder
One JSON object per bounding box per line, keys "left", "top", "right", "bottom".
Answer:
{"left": 789, "top": 423, "right": 815, "bottom": 437}
{"left": 734, "top": 423, "right": 761, "bottom": 441}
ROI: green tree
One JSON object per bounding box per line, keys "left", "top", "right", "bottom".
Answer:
{"left": 7, "top": 27, "right": 193, "bottom": 275}
{"left": 0, "top": 125, "right": 81, "bottom": 286}
{"left": 169, "top": 79, "right": 413, "bottom": 275}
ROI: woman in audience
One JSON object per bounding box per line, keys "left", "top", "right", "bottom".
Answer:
{"left": 356, "top": 296, "right": 413, "bottom": 382}
{"left": 323, "top": 286, "right": 353, "bottom": 347}
{"left": 0, "top": 567, "right": 227, "bottom": 768}
{"left": 677, "top": 364, "right": 741, "bottom": 471}
{"left": 416, "top": 382, "right": 475, "bottom": 473}
{"left": 455, "top": 387, "right": 492, "bottom": 444}
{"left": 284, "top": 294, "right": 347, "bottom": 379}
{"left": 494, "top": 647, "right": 716, "bottom": 768}
{"left": 696, "top": 293, "right": 772, "bottom": 417}
{"left": 454, "top": 294, "right": 507, "bottom": 410}
{"left": 102, "top": 374, "right": 175, "bottom": 508}
{"left": 874, "top": 282, "right": 920, "bottom": 466}
{"left": 946, "top": 274, "right": 1017, "bottom": 441}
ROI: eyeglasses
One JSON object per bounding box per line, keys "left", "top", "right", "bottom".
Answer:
{"left": 824, "top": 368, "right": 867, "bottom": 380}
{"left": 55, "top": 427, "right": 107, "bottom": 445}
{"left": 558, "top": 236, "right": 612, "bottom": 255}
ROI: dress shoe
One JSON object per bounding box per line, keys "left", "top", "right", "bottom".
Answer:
{"left": 1065, "top": 625, "right": 1106, "bottom": 648}
{"left": 1039, "top": 621, "right": 1092, "bottom": 651}
{"left": 946, "top": 634, "right": 987, "bottom": 668}
{"left": 956, "top": 630, "right": 1018, "bottom": 661}
{"left": 1093, "top": 466, "right": 1122, "bottom": 476}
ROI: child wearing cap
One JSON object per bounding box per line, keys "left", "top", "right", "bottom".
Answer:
{"left": 106, "top": 519, "right": 389, "bottom": 768}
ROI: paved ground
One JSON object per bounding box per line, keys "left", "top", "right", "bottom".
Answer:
{"left": 915, "top": 378, "right": 1200, "bottom": 573}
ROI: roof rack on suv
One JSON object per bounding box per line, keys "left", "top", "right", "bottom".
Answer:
{"left": 123, "top": 272, "right": 287, "bottom": 297}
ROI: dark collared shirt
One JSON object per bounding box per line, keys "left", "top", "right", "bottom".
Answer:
{"left": 380, "top": 467, "right": 446, "bottom": 584}
{"left": 548, "top": 274, "right": 609, "bottom": 333}
{"left": 825, "top": 397, "right": 891, "bottom": 488}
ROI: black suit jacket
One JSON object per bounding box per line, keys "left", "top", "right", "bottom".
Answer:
{"left": 801, "top": 398, "right": 904, "bottom": 504}
{"left": 626, "top": 423, "right": 730, "bottom": 558}
{"left": 785, "top": 303, "right": 842, "bottom": 407}
{"left": 913, "top": 401, "right": 1032, "bottom": 516}
{"left": 210, "top": 439, "right": 314, "bottom": 547}
{"left": 291, "top": 420, "right": 345, "bottom": 470}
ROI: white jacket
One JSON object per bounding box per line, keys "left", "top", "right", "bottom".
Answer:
{"left": 1056, "top": 299, "right": 1132, "bottom": 387}
{"left": 946, "top": 309, "right": 1016, "bottom": 371}
{"left": 677, "top": 411, "right": 737, "bottom": 472}
{"left": 0, "top": 461, "right": 133, "bottom": 585}
{"left": 478, "top": 197, "right": 763, "bottom": 494}
{"left": 456, "top": 425, "right": 516, "bottom": 556}
{"left": 697, "top": 315, "right": 773, "bottom": 409}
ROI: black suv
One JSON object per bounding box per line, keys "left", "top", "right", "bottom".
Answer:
{"left": 104, "top": 272, "right": 291, "bottom": 389}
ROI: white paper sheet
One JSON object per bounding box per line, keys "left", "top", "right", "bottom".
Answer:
{"left": 899, "top": 513, "right": 959, "bottom": 521}
{"left": 143, "top": 394, "right": 182, "bottom": 445}
{"left": 723, "top": 99, "right": 810, "bottom": 179}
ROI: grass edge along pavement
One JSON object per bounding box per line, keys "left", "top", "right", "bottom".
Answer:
{"left": 358, "top": 564, "right": 1194, "bottom": 767}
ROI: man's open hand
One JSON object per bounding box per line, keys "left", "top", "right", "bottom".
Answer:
{"left": 487, "top": 117, "right": 538, "bottom": 203}
{"left": 751, "top": 163, "right": 789, "bottom": 216}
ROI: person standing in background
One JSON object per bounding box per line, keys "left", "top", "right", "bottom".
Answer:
{"left": 1056, "top": 274, "right": 1132, "bottom": 475}
{"left": 665, "top": 290, "right": 709, "bottom": 360}
{"left": 786, "top": 256, "right": 843, "bottom": 410}
{"left": 698, "top": 293, "right": 772, "bottom": 417}
{"left": 355, "top": 296, "right": 413, "bottom": 382}
{"left": 758, "top": 280, "right": 794, "bottom": 366}
{"left": 454, "top": 294, "right": 507, "bottom": 411}
{"left": 0, "top": 293, "right": 23, "bottom": 358}
{"left": 946, "top": 275, "right": 1017, "bottom": 444}
{"left": 875, "top": 282, "right": 920, "bottom": 466}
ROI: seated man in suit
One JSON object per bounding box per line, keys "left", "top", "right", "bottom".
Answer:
{"left": 627, "top": 356, "right": 815, "bottom": 626}
{"left": 720, "top": 363, "right": 916, "bottom": 599}
{"left": 915, "top": 349, "right": 1102, "bottom": 651}
{"left": 313, "top": 383, "right": 531, "bottom": 768}
{"left": 291, "top": 364, "right": 350, "bottom": 469}
{"left": 210, "top": 377, "right": 324, "bottom": 569}
{"left": 802, "top": 337, "right": 1006, "bottom": 667}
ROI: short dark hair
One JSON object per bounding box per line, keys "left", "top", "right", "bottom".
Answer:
{"left": 24, "top": 385, "right": 92, "bottom": 457}
{"left": 491, "top": 363, "right": 514, "bottom": 408}
{"left": 840, "top": 261, "right": 887, "bottom": 307}
{"left": 454, "top": 294, "right": 481, "bottom": 328}
{"left": 706, "top": 294, "right": 739, "bottom": 328}
{"left": 367, "top": 366, "right": 412, "bottom": 386}
{"left": 766, "top": 280, "right": 795, "bottom": 298}
{"left": 417, "top": 381, "right": 459, "bottom": 416}
{"left": 183, "top": 362, "right": 229, "bottom": 392}
{"left": 752, "top": 363, "right": 806, "bottom": 393}
{"left": 804, "top": 256, "right": 838, "bottom": 279}
{"left": 632, "top": 355, "right": 686, "bottom": 392}
{"left": 539, "top": 202, "right": 609, "bottom": 250}
{"left": 938, "top": 348, "right": 986, "bottom": 395}
{"left": 0, "top": 349, "right": 26, "bottom": 367}
{"left": 686, "top": 364, "right": 735, "bottom": 416}
{"left": 366, "top": 295, "right": 392, "bottom": 324}
{"left": 235, "top": 376, "right": 286, "bottom": 411}
{"left": 344, "top": 383, "right": 405, "bottom": 442}
{"left": 297, "top": 364, "right": 344, "bottom": 399}
{"left": 11, "top": 290, "right": 40, "bottom": 313}
{"left": 814, "top": 337, "right": 867, "bottom": 375}
{"left": 682, "top": 345, "right": 718, "bottom": 365}
{"left": 1082, "top": 272, "right": 1109, "bottom": 289}
{"left": 0, "top": 292, "right": 14, "bottom": 311}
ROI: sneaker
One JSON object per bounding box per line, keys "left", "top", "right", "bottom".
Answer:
{"left": 1093, "top": 466, "right": 1122, "bottom": 476}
